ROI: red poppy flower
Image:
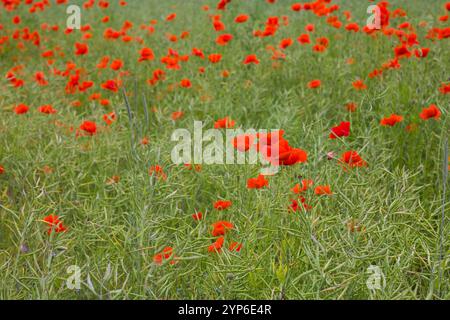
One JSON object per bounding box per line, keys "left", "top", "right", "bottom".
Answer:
{"left": 235, "top": 14, "right": 249, "bottom": 23}
{"left": 101, "top": 79, "right": 120, "bottom": 92}
{"left": 110, "top": 59, "right": 123, "bottom": 70}
{"left": 166, "top": 13, "right": 176, "bottom": 21}
{"left": 14, "top": 104, "right": 29, "bottom": 115}
{"left": 75, "top": 42, "right": 88, "bottom": 55}
{"left": 211, "top": 221, "right": 234, "bottom": 236}
{"left": 345, "top": 23, "right": 359, "bottom": 32}
{"left": 232, "top": 134, "right": 255, "bottom": 152}
{"left": 208, "top": 53, "right": 222, "bottom": 63}
{"left": 214, "top": 117, "right": 235, "bottom": 129}
{"left": 414, "top": 48, "right": 430, "bottom": 58}
{"left": 291, "top": 179, "right": 314, "bottom": 194}
{"left": 247, "top": 174, "right": 269, "bottom": 189}
{"left": 213, "top": 200, "right": 232, "bottom": 211}
{"left": 308, "top": 79, "right": 321, "bottom": 89}
{"left": 213, "top": 20, "right": 225, "bottom": 31}
{"left": 80, "top": 121, "right": 97, "bottom": 135}
{"left": 229, "top": 242, "right": 243, "bottom": 252}
{"left": 171, "top": 111, "right": 184, "bottom": 121}
{"left": 192, "top": 212, "right": 203, "bottom": 221}
{"left": 290, "top": 197, "right": 311, "bottom": 212}
{"left": 279, "top": 38, "right": 293, "bottom": 49}
{"left": 394, "top": 44, "right": 411, "bottom": 59}
{"left": 291, "top": 3, "right": 302, "bottom": 11}
{"left": 343, "top": 103, "right": 357, "bottom": 113}
{"left": 153, "top": 246, "right": 177, "bottom": 265}
{"left": 139, "top": 47, "right": 154, "bottom": 62}
{"left": 0, "top": 165, "right": 4, "bottom": 175}
{"left": 305, "top": 24, "right": 315, "bottom": 32}
{"left": 314, "top": 185, "right": 333, "bottom": 195}
{"left": 352, "top": 80, "right": 367, "bottom": 90}
{"left": 297, "top": 34, "right": 311, "bottom": 44}
{"left": 103, "top": 112, "right": 116, "bottom": 125}
{"left": 191, "top": 48, "right": 205, "bottom": 59}
{"left": 97, "top": 56, "right": 110, "bottom": 69}
{"left": 278, "top": 148, "right": 308, "bottom": 166}
{"left": 43, "top": 214, "right": 67, "bottom": 235}
{"left": 184, "top": 164, "right": 202, "bottom": 172}
{"left": 419, "top": 104, "right": 441, "bottom": 120}
{"left": 208, "top": 236, "right": 225, "bottom": 253}
{"left": 180, "top": 79, "right": 192, "bottom": 88}
{"left": 380, "top": 114, "right": 403, "bottom": 126}
{"left": 216, "top": 33, "right": 233, "bottom": 45}
{"left": 149, "top": 165, "right": 167, "bottom": 180}
{"left": 38, "top": 105, "right": 57, "bottom": 114}
{"left": 329, "top": 122, "right": 350, "bottom": 139}
{"left": 35, "top": 71, "right": 48, "bottom": 86}
{"left": 340, "top": 151, "right": 368, "bottom": 168}
{"left": 243, "top": 54, "right": 259, "bottom": 65}
{"left": 439, "top": 83, "right": 450, "bottom": 94}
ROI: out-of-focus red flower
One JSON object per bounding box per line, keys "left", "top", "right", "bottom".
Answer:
{"left": 149, "top": 165, "right": 167, "bottom": 180}
{"left": 243, "top": 54, "right": 259, "bottom": 65}
{"left": 110, "top": 59, "right": 123, "bottom": 70}
{"left": 414, "top": 48, "right": 430, "bottom": 58}
{"left": 212, "top": 221, "right": 234, "bottom": 237}
{"left": 346, "top": 102, "right": 357, "bottom": 112}
{"left": 139, "top": 47, "right": 154, "bottom": 62}
{"left": 352, "top": 79, "right": 367, "bottom": 90}
{"left": 235, "top": 14, "right": 249, "bottom": 23}
{"left": 229, "top": 242, "right": 242, "bottom": 252}
{"left": 247, "top": 174, "right": 269, "bottom": 189}
{"left": 340, "top": 151, "right": 368, "bottom": 168}
{"left": 14, "top": 104, "right": 29, "bottom": 114}
{"left": 216, "top": 33, "right": 233, "bottom": 45}
{"left": 308, "top": 79, "right": 321, "bottom": 89}
{"left": 297, "top": 34, "right": 311, "bottom": 44}
{"left": 380, "top": 114, "right": 403, "bottom": 126}
{"left": 80, "top": 121, "right": 97, "bottom": 135}
{"left": 439, "top": 83, "right": 450, "bottom": 94}
{"left": 314, "top": 185, "right": 333, "bottom": 195}
{"left": 290, "top": 197, "right": 312, "bottom": 212}
{"left": 214, "top": 117, "right": 235, "bottom": 129}
{"left": 180, "top": 79, "right": 191, "bottom": 88}
{"left": 208, "top": 53, "right": 222, "bottom": 63}
{"left": 153, "top": 246, "right": 177, "bottom": 265}
{"left": 192, "top": 212, "right": 203, "bottom": 221}
{"left": 232, "top": 134, "right": 255, "bottom": 152}
{"left": 213, "top": 200, "right": 232, "bottom": 211}
{"left": 291, "top": 3, "right": 302, "bottom": 11}
{"left": 75, "top": 42, "right": 88, "bottom": 55}
{"left": 291, "top": 179, "right": 314, "bottom": 194}
{"left": 208, "top": 236, "right": 225, "bottom": 253}
{"left": 420, "top": 104, "right": 441, "bottom": 120}
{"left": 171, "top": 111, "right": 184, "bottom": 121}
{"left": 279, "top": 38, "right": 293, "bottom": 49}
{"left": 103, "top": 112, "right": 116, "bottom": 125}
{"left": 43, "top": 214, "right": 67, "bottom": 235}
{"left": 38, "top": 105, "right": 57, "bottom": 114}
{"left": 329, "top": 122, "right": 350, "bottom": 139}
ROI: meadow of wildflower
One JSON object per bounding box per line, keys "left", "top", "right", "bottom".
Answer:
{"left": 0, "top": 0, "right": 449, "bottom": 300}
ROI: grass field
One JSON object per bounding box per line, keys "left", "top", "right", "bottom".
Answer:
{"left": 0, "top": 0, "right": 449, "bottom": 300}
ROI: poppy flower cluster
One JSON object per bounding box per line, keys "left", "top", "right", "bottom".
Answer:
{"left": 153, "top": 247, "right": 178, "bottom": 265}
{"left": 208, "top": 220, "right": 241, "bottom": 253}
{"left": 289, "top": 179, "right": 333, "bottom": 212}
{"left": 0, "top": 0, "right": 447, "bottom": 281}
{"left": 231, "top": 130, "right": 308, "bottom": 168}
